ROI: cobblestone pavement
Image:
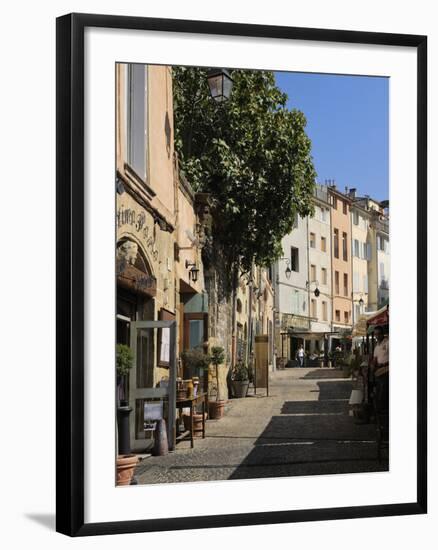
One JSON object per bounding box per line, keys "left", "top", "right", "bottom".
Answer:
{"left": 135, "top": 368, "right": 388, "bottom": 484}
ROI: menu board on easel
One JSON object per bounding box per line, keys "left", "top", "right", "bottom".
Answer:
{"left": 254, "top": 334, "right": 269, "bottom": 396}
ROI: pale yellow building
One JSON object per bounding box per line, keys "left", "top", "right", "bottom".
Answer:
{"left": 116, "top": 63, "right": 208, "bottom": 450}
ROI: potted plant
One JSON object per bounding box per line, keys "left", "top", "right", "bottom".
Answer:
{"left": 208, "top": 346, "right": 226, "bottom": 419}
{"left": 116, "top": 344, "right": 137, "bottom": 485}
{"left": 116, "top": 343, "right": 133, "bottom": 406}
{"left": 231, "top": 360, "right": 250, "bottom": 398}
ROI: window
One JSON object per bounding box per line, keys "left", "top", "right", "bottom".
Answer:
{"left": 311, "top": 299, "right": 317, "bottom": 318}
{"left": 343, "top": 201, "right": 348, "bottom": 215}
{"left": 333, "top": 196, "right": 338, "bottom": 210}
{"left": 310, "top": 264, "right": 316, "bottom": 281}
{"left": 344, "top": 311, "right": 350, "bottom": 324}
{"left": 353, "top": 272, "right": 360, "bottom": 292}
{"left": 291, "top": 247, "right": 299, "bottom": 272}
{"left": 366, "top": 242, "right": 372, "bottom": 261}
{"left": 321, "top": 236, "right": 327, "bottom": 252}
{"left": 363, "top": 274, "right": 368, "bottom": 293}
{"left": 378, "top": 235, "right": 385, "bottom": 251}
{"left": 334, "top": 228, "right": 339, "bottom": 258}
{"left": 342, "top": 232, "right": 348, "bottom": 261}
{"left": 335, "top": 309, "right": 341, "bottom": 322}
{"left": 292, "top": 290, "right": 300, "bottom": 314}
{"left": 353, "top": 239, "right": 360, "bottom": 257}
{"left": 321, "top": 208, "right": 327, "bottom": 222}
{"left": 293, "top": 215, "right": 298, "bottom": 229}
{"left": 335, "top": 271, "right": 340, "bottom": 295}
{"left": 322, "top": 301, "right": 328, "bottom": 321}
{"left": 343, "top": 273, "right": 348, "bottom": 297}
{"left": 126, "top": 64, "right": 148, "bottom": 181}
{"left": 321, "top": 267, "right": 327, "bottom": 285}
{"left": 380, "top": 262, "right": 385, "bottom": 283}
{"left": 310, "top": 232, "right": 316, "bottom": 248}
{"left": 353, "top": 210, "right": 359, "bottom": 225}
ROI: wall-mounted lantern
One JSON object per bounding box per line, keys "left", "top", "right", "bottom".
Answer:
{"left": 185, "top": 260, "right": 199, "bottom": 283}
{"left": 207, "top": 68, "right": 234, "bottom": 102}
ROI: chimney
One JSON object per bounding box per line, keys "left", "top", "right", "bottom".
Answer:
{"left": 348, "top": 188, "right": 356, "bottom": 199}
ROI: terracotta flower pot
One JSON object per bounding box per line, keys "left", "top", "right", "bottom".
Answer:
{"left": 208, "top": 400, "right": 225, "bottom": 420}
{"left": 183, "top": 412, "right": 207, "bottom": 437}
{"left": 116, "top": 454, "right": 139, "bottom": 486}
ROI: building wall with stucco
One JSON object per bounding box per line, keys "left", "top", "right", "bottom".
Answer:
{"left": 329, "top": 188, "right": 353, "bottom": 331}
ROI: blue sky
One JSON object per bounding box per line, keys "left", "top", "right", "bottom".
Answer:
{"left": 275, "top": 72, "right": 389, "bottom": 201}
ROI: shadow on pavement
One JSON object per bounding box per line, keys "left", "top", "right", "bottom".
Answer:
{"left": 300, "top": 368, "right": 349, "bottom": 380}
{"left": 228, "top": 379, "right": 388, "bottom": 480}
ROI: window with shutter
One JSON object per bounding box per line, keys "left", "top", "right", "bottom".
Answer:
{"left": 126, "top": 64, "right": 148, "bottom": 181}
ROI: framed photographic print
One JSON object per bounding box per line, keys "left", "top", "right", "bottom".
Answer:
{"left": 56, "top": 13, "right": 427, "bottom": 536}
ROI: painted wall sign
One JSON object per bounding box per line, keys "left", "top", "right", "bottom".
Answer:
{"left": 117, "top": 205, "right": 159, "bottom": 262}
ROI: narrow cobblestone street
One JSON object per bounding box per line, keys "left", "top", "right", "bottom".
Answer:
{"left": 135, "top": 368, "right": 388, "bottom": 484}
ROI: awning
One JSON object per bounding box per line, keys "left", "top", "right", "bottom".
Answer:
{"left": 366, "top": 304, "right": 389, "bottom": 327}
{"left": 281, "top": 331, "right": 341, "bottom": 341}
{"left": 352, "top": 311, "right": 376, "bottom": 337}
{"left": 117, "top": 261, "right": 157, "bottom": 298}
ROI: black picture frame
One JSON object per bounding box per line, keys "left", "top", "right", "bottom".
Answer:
{"left": 56, "top": 12, "right": 427, "bottom": 537}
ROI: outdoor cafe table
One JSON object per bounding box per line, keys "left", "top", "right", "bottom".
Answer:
{"left": 176, "top": 392, "right": 207, "bottom": 448}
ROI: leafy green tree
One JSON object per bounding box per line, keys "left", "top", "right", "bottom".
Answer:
{"left": 173, "top": 67, "right": 316, "bottom": 276}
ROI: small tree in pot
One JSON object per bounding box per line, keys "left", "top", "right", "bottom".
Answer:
{"left": 231, "top": 360, "right": 250, "bottom": 398}
{"left": 209, "top": 346, "right": 226, "bottom": 419}
{"left": 116, "top": 344, "right": 138, "bottom": 485}
{"left": 116, "top": 344, "right": 133, "bottom": 406}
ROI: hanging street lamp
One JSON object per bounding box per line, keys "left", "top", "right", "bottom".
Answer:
{"left": 206, "top": 68, "right": 234, "bottom": 102}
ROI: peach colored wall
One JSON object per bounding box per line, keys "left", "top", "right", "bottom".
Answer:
{"left": 330, "top": 191, "right": 353, "bottom": 326}
{"left": 148, "top": 65, "right": 175, "bottom": 217}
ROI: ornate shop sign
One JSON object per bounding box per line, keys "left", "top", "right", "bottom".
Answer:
{"left": 117, "top": 205, "right": 159, "bottom": 262}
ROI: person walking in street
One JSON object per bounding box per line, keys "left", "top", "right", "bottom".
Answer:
{"left": 372, "top": 326, "right": 389, "bottom": 410}
{"left": 296, "top": 344, "right": 305, "bottom": 368}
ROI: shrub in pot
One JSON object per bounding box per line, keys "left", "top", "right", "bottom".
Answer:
{"left": 231, "top": 361, "right": 250, "bottom": 398}
{"left": 208, "top": 346, "right": 226, "bottom": 419}
{"left": 116, "top": 344, "right": 134, "bottom": 456}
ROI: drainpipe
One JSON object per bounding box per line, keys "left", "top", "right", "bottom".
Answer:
{"left": 246, "top": 261, "right": 254, "bottom": 363}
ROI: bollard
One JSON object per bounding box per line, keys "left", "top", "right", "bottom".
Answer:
{"left": 153, "top": 418, "right": 169, "bottom": 456}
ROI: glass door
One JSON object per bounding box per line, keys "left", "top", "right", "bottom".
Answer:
{"left": 129, "top": 320, "right": 177, "bottom": 451}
